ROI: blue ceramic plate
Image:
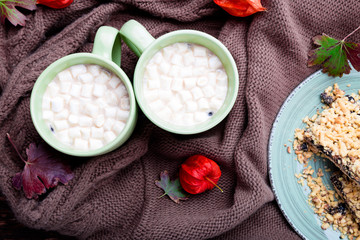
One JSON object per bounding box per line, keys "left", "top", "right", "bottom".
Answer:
{"left": 269, "top": 69, "right": 360, "bottom": 240}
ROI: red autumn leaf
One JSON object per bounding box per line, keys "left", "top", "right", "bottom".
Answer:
{"left": 7, "top": 134, "right": 73, "bottom": 199}
{"left": 0, "top": 0, "right": 37, "bottom": 26}
{"left": 155, "top": 171, "right": 188, "bottom": 204}
{"left": 37, "top": 0, "right": 73, "bottom": 9}
{"left": 179, "top": 155, "right": 223, "bottom": 194}
{"left": 214, "top": 0, "right": 266, "bottom": 17}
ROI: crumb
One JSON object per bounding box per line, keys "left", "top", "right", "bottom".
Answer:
{"left": 287, "top": 146, "right": 291, "bottom": 154}
{"left": 284, "top": 144, "right": 287, "bottom": 147}
{"left": 347, "top": 84, "right": 351, "bottom": 87}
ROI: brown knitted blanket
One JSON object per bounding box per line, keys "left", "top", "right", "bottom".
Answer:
{"left": 1, "top": 0, "right": 359, "bottom": 239}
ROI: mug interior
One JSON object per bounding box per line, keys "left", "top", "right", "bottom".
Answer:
{"left": 133, "top": 30, "right": 239, "bottom": 134}
{"left": 30, "top": 53, "right": 137, "bottom": 157}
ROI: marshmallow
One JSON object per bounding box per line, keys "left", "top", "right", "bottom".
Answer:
{"left": 153, "top": 52, "right": 163, "bottom": 64}
{"left": 144, "top": 89, "right": 159, "bottom": 101}
{"left": 171, "top": 54, "right": 183, "bottom": 66}
{"left": 197, "top": 76, "right": 208, "bottom": 87}
{"left": 174, "top": 42, "right": 188, "bottom": 52}
{"left": 197, "top": 98, "right": 209, "bottom": 110}
{"left": 58, "top": 70, "right": 73, "bottom": 82}
{"left": 185, "top": 101, "right": 197, "bottom": 112}
{"left": 81, "top": 84, "right": 94, "bottom": 98}
{"left": 95, "top": 72, "right": 110, "bottom": 84}
{"left": 116, "top": 110, "right": 129, "bottom": 121}
{"left": 191, "top": 87, "right": 204, "bottom": 100}
{"left": 148, "top": 79, "right": 161, "bottom": 90}
{"left": 108, "top": 76, "right": 121, "bottom": 89}
{"left": 69, "top": 99, "right": 80, "bottom": 114}
{"left": 113, "top": 121, "right": 125, "bottom": 135}
{"left": 93, "top": 83, "right": 106, "bottom": 97}
{"left": 209, "top": 56, "right": 223, "bottom": 69}
{"left": 157, "top": 107, "right": 172, "bottom": 122}
{"left": 57, "top": 130, "right": 72, "bottom": 145}
{"left": 89, "top": 138, "right": 103, "bottom": 150}
{"left": 208, "top": 72, "right": 217, "bottom": 86}
{"left": 70, "top": 83, "right": 82, "bottom": 97}
{"left": 84, "top": 103, "right": 99, "bottom": 117}
{"left": 54, "top": 120, "right": 69, "bottom": 131}
{"left": 55, "top": 109, "right": 69, "bottom": 120}
{"left": 114, "top": 85, "right": 127, "bottom": 98}
{"left": 74, "top": 138, "right": 88, "bottom": 150}
{"left": 217, "top": 87, "right": 228, "bottom": 100}
{"left": 146, "top": 65, "right": 159, "bottom": 80}
{"left": 216, "top": 69, "right": 228, "bottom": 84}
{"left": 178, "top": 91, "right": 192, "bottom": 103}
{"left": 159, "top": 61, "right": 171, "bottom": 75}
{"left": 61, "top": 94, "right": 71, "bottom": 105}
{"left": 95, "top": 115, "right": 105, "bottom": 127}
{"left": 160, "top": 76, "right": 172, "bottom": 90}
{"left": 68, "top": 114, "right": 79, "bottom": 125}
{"left": 42, "top": 96, "right": 51, "bottom": 110}
{"left": 105, "top": 107, "right": 117, "bottom": 118}
{"left": 149, "top": 99, "right": 164, "bottom": 112}
{"left": 51, "top": 97, "right": 64, "bottom": 113}
{"left": 91, "top": 127, "right": 104, "bottom": 139}
{"left": 78, "top": 73, "right": 94, "bottom": 83}
{"left": 183, "top": 52, "right": 195, "bottom": 66}
{"left": 194, "top": 112, "right": 208, "bottom": 122}
{"left": 103, "top": 118, "right": 115, "bottom": 131}
{"left": 168, "top": 98, "right": 183, "bottom": 112}
{"left": 60, "top": 81, "right": 72, "bottom": 93}
{"left": 121, "top": 97, "right": 130, "bottom": 110}
{"left": 42, "top": 110, "right": 54, "bottom": 121}
{"left": 210, "top": 97, "right": 223, "bottom": 109}
{"left": 202, "top": 85, "right": 216, "bottom": 98}
{"left": 180, "top": 67, "right": 193, "bottom": 78}
{"left": 183, "top": 113, "right": 194, "bottom": 125}
{"left": 195, "top": 57, "right": 208, "bottom": 67}
{"left": 171, "top": 77, "right": 183, "bottom": 91}
{"left": 169, "top": 65, "right": 181, "bottom": 77}
{"left": 70, "top": 65, "right": 87, "bottom": 77}
{"left": 172, "top": 113, "right": 183, "bottom": 125}
{"left": 193, "top": 45, "right": 207, "bottom": 57}
{"left": 184, "top": 77, "right": 196, "bottom": 89}
{"left": 104, "top": 131, "right": 117, "bottom": 143}
{"left": 80, "top": 127, "right": 91, "bottom": 140}
{"left": 162, "top": 45, "right": 175, "bottom": 60}
{"left": 159, "top": 90, "right": 172, "bottom": 101}
{"left": 48, "top": 82, "right": 59, "bottom": 95}
{"left": 193, "top": 67, "right": 206, "bottom": 77}
{"left": 79, "top": 116, "right": 93, "bottom": 127}
{"left": 69, "top": 127, "right": 81, "bottom": 138}
{"left": 88, "top": 65, "right": 100, "bottom": 76}
{"left": 105, "top": 91, "right": 119, "bottom": 105}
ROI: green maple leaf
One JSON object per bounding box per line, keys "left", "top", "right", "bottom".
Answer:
{"left": 155, "top": 171, "right": 188, "bottom": 204}
{"left": 0, "top": 0, "right": 37, "bottom": 26}
{"left": 308, "top": 34, "right": 360, "bottom": 77}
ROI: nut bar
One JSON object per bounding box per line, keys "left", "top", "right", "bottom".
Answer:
{"left": 304, "top": 84, "right": 360, "bottom": 184}
{"left": 331, "top": 172, "right": 360, "bottom": 222}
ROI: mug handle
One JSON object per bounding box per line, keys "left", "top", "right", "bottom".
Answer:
{"left": 92, "top": 26, "right": 122, "bottom": 66}
{"left": 119, "top": 20, "right": 156, "bottom": 57}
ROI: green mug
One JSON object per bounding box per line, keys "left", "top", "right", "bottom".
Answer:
{"left": 30, "top": 26, "right": 138, "bottom": 157}
{"left": 120, "top": 20, "right": 239, "bottom": 134}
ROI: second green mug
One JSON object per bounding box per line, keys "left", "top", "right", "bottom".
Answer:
{"left": 120, "top": 20, "right": 239, "bottom": 134}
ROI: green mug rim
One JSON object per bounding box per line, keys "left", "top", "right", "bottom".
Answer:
{"left": 30, "top": 53, "right": 137, "bottom": 157}
{"left": 133, "top": 30, "right": 239, "bottom": 134}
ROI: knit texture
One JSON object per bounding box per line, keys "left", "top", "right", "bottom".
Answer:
{"left": 1, "top": 0, "right": 360, "bottom": 239}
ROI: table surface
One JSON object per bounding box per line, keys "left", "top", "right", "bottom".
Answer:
{"left": 0, "top": 193, "right": 76, "bottom": 240}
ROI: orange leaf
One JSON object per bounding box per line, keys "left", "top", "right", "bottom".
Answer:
{"left": 214, "top": 0, "right": 266, "bottom": 17}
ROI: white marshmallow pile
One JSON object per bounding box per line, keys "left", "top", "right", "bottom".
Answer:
{"left": 42, "top": 64, "right": 130, "bottom": 151}
{"left": 143, "top": 43, "right": 228, "bottom": 126}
